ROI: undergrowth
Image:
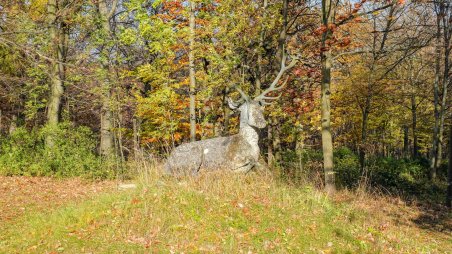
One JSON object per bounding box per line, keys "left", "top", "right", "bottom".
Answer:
{"left": 0, "top": 123, "right": 115, "bottom": 179}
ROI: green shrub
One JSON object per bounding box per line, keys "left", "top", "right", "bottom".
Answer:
{"left": 279, "top": 147, "right": 444, "bottom": 201}
{"left": 334, "top": 147, "right": 360, "bottom": 189}
{"left": 0, "top": 123, "right": 114, "bottom": 179}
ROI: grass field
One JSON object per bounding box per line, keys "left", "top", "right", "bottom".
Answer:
{"left": 0, "top": 168, "right": 450, "bottom": 253}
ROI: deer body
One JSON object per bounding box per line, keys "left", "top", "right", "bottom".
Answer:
{"left": 165, "top": 103, "right": 265, "bottom": 174}
{"left": 165, "top": 54, "right": 298, "bottom": 175}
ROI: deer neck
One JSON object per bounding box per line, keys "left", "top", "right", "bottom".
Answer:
{"left": 239, "top": 124, "right": 260, "bottom": 158}
{"left": 238, "top": 106, "right": 260, "bottom": 158}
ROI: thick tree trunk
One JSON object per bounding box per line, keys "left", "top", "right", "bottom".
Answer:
{"left": 98, "top": 0, "right": 116, "bottom": 157}
{"left": 321, "top": 0, "right": 336, "bottom": 195}
{"left": 189, "top": 0, "right": 196, "bottom": 142}
{"left": 46, "top": 0, "right": 67, "bottom": 148}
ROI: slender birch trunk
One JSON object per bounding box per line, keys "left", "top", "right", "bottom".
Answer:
{"left": 189, "top": 0, "right": 196, "bottom": 142}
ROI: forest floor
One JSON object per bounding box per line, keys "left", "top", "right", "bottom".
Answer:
{"left": 0, "top": 176, "right": 116, "bottom": 223}
{"left": 0, "top": 173, "right": 450, "bottom": 253}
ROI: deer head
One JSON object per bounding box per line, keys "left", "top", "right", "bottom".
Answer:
{"left": 227, "top": 54, "right": 298, "bottom": 129}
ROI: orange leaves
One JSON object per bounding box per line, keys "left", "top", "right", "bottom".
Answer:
{"left": 354, "top": 3, "right": 363, "bottom": 9}
{"left": 338, "top": 37, "right": 351, "bottom": 48}
{"left": 314, "top": 25, "right": 328, "bottom": 36}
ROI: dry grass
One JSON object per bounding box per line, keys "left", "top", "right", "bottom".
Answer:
{"left": 0, "top": 161, "right": 451, "bottom": 253}
{"left": 0, "top": 176, "right": 115, "bottom": 223}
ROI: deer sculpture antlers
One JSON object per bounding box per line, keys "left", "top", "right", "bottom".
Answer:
{"left": 165, "top": 53, "right": 298, "bottom": 175}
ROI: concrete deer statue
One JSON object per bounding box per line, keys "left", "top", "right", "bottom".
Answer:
{"left": 165, "top": 54, "right": 298, "bottom": 175}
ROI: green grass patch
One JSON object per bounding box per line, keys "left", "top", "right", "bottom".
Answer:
{"left": 0, "top": 172, "right": 449, "bottom": 253}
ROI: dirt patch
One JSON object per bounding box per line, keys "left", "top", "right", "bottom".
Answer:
{"left": 0, "top": 176, "right": 116, "bottom": 224}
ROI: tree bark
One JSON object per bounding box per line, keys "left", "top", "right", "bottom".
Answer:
{"left": 273, "top": 118, "right": 282, "bottom": 162}
{"left": 447, "top": 126, "right": 452, "bottom": 208}
{"left": 403, "top": 125, "right": 409, "bottom": 158}
{"left": 267, "top": 122, "right": 273, "bottom": 165}
{"left": 437, "top": 2, "right": 451, "bottom": 168}
{"left": 321, "top": 0, "right": 337, "bottom": 195}
{"left": 98, "top": 0, "right": 117, "bottom": 157}
{"left": 411, "top": 93, "right": 418, "bottom": 158}
{"left": 45, "top": 0, "right": 67, "bottom": 147}
{"left": 9, "top": 115, "right": 17, "bottom": 135}
{"left": 189, "top": 0, "right": 197, "bottom": 142}
{"left": 275, "top": 0, "right": 288, "bottom": 65}
{"left": 255, "top": 0, "right": 268, "bottom": 96}
{"left": 430, "top": 4, "right": 443, "bottom": 179}
{"left": 222, "top": 87, "right": 230, "bottom": 136}
{"left": 359, "top": 100, "right": 370, "bottom": 171}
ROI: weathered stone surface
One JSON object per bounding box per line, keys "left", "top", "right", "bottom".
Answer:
{"left": 165, "top": 101, "right": 266, "bottom": 175}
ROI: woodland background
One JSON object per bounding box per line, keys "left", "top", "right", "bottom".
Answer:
{"left": 0, "top": 0, "right": 451, "bottom": 204}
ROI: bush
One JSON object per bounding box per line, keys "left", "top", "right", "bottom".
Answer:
{"left": 0, "top": 123, "right": 114, "bottom": 179}
{"left": 279, "top": 147, "right": 444, "bottom": 201}
{"left": 334, "top": 147, "right": 360, "bottom": 189}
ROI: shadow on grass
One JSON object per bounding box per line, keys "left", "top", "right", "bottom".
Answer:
{"left": 411, "top": 203, "right": 452, "bottom": 234}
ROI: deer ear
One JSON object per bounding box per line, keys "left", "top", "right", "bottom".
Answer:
{"left": 227, "top": 98, "right": 240, "bottom": 110}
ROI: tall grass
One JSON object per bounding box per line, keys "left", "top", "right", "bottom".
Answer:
{"left": 0, "top": 157, "right": 449, "bottom": 253}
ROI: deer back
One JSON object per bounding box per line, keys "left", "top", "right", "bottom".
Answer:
{"left": 165, "top": 134, "right": 257, "bottom": 174}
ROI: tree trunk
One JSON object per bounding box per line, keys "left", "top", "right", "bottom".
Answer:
{"left": 45, "top": 0, "right": 66, "bottom": 147}
{"left": 437, "top": 4, "right": 450, "bottom": 169}
{"left": 411, "top": 93, "right": 418, "bottom": 158}
{"left": 275, "top": 0, "right": 288, "bottom": 65}
{"left": 8, "top": 115, "right": 17, "bottom": 135}
{"left": 267, "top": 122, "right": 273, "bottom": 165}
{"left": 189, "top": 0, "right": 196, "bottom": 142}
{"left": 447, "top": 126, "right": 452, "bottom": 208}
{"left": 403, "top": 126, "right": 409, "bottom": 158}
{"left": 359, "top": 103, "right": 369, "bottom": 171}
{"left": 222, "top": 87, "right": 230, "bottom": 136}
{"left": 321, "top": 0, "right": 336, "bottom": 195}
{"left": 133, "top": 118, "right": 140, "bottom": 160}
{"left": 98, "top": 0, "right": 117, "bottom": 157}
{"left": 430, "top": 5, "right": 442, "bottom": 179}
{"left": 255, "top": 0, "right": 268, "bottom": 96}
{"left": 273, "top": 118, "right": 282, "bottom": 163}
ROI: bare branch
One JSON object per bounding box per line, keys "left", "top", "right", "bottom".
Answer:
{"left": 108, "top": 0, "right": 119, "bottom": 19}
{"left": 336, "top": 3, "right": 394, "bottom": 27}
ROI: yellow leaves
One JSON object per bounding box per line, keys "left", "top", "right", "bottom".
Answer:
{"left": 29, "top": 0, "right": 48, "bottom": 21}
